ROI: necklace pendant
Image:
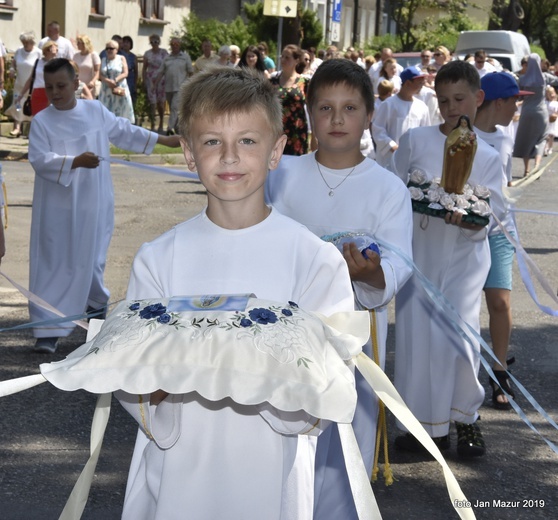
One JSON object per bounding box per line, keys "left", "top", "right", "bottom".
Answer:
{"left": 329, "top": 190, "right": 335, "bottom": 197}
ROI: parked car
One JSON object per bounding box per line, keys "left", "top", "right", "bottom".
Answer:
{"left": 454, "top": 30, "right": 530, "bottom": 73}
{"left": 392, "top": 52, "right": 424, "bottom": 69}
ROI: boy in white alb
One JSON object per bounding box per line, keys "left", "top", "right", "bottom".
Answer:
{"left": 372, "top": 65, "right": 431, "bottom": 168}
{"left": 28, "top": 59, "right": 180, "bottom": 353}
{"left": 117, "top": 67, "right": 355, "bottom": 520}
{"left": 475, "top": 71, "right": 533, "bottom": 409}
{"left": 393, "top": 60, "right": 505, "bottom": 458}
{"left": 267, "top": 59, "right": 413, "bottom": 519}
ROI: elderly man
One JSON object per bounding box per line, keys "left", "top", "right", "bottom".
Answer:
{"left": 369, "top": 47, "right": 403, "bottom": 93}
{"left": 157, "top": 37, "right": 193, "bottom": 135}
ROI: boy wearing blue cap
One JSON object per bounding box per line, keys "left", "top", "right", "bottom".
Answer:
{"left": 474, "top": 72, "right": 532, "bottom": 410}
{"left": 372, "top": 65, "right": 431, "bottom": 168}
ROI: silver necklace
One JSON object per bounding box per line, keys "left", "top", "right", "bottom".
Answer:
{"left": 315, "top": 158, "right": 357, "bottom": 197}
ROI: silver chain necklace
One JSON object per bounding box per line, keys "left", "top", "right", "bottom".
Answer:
{"left": 315, "top": 158, "right": 358, "bottom": 197}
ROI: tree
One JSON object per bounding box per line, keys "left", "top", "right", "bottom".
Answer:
{"left": 488, "top": 0, "right": 558, "bottom": 61}
{"left": 382, "top": 0, "right": 479, "bottom": 52}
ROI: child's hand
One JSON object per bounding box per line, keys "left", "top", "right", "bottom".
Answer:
{"left": 72, "top": 152, "right": 101, "bottom": 169}
{"left": 444, "top": 211, "right": 484, "bottom": 231}
{"left": 343, "top": 242, "right": 386, "bottom": 289}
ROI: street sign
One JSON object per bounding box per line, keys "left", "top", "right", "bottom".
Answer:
{"left": 263, "top": 0, "right": 298, "bottom": 18}
{"left": 331, "top": 21, "right": 340, "bottom": 42}
{"left": 332, "top": 0, "right": 342, "bottom": 23}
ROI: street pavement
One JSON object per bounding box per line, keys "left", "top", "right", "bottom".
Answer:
{"left": 0, "top": 140, "right": 557, "bottom": 519}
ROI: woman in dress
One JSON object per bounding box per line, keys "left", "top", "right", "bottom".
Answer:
{"left": 19, "top": 40, "right": 58, "bottom": 116}
{"left": 72, "top": 34, "right": 100, "bottom": 98}
{"left": 142, "top": 34, "right": 168, "bottom": 132}
{"left": 513, "top": 53, "right": 548, "bottom": 176}
{"left": 270, "top": 44, "right": 309, "bottom": 156}
{"left": 5, "top": 31, "right": 42, "bottom": 137}
{"left": 98, "top": 39, "right": 135, "bottom": 123}
{"left": 239, "top": 45, "right": 270, "bottom": 78}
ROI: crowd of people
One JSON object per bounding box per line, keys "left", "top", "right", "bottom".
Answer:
{"left": 0, "top": 23, "right": 556, "bottom": 518}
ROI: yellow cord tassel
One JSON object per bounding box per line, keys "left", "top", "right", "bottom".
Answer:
{"left": 369, "top": 308, "right": 395, "bottom": 486}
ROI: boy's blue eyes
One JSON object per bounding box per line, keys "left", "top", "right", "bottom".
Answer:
{"left": 204, "top": 138, "right": 256, "bottom": 145}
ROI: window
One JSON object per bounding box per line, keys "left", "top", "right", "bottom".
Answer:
{"left": 142, "top": 0, "right": 165, "bottom": 19}
{"left": 90, "top": 0, "right": 105, "bottom": 15}
{"left": 0, "top": 1, "right": 15, "bottom": 7}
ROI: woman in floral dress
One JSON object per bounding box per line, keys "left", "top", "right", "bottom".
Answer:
{"left": 98, "top": 40, "right": 135, "bottom": 123}
{"left": 270, "top": 44, "right": 309, "bottom": 156}
{"left": 142, "top": 34, "right": 168, "bottom": 132}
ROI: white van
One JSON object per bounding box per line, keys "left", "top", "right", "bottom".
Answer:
{"left": 455, "top": 30, "right": 530, "bottom": 72}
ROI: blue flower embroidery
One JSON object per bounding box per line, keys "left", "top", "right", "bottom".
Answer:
{"left": 129, "top": 302, "right": 140, "bottom": 311}
{"left": 157, "top": 313, "right": 172, "bottom": 324}
{"left": 240, "top": 318, "right": 253, "bottom": 328}
{"left": 248, "top": 308, "right": 278, "bottom": 325}
{"left": 282, "top": 309, "right": 293, "bottom": 317}
{"left": 140, "top": 303, "right": 167, "bottom": 320}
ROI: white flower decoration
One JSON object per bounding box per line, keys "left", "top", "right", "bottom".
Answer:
{"left": 440, "top": 193, "right": 455, "bottom": 210}
{"left": 473, "top": 185, "right": 491, "bottom": 199}
{"left": 462, "top": 186, "right": 474, "bottom": 199}
{"left": 453, "top": 207, "right": 468, "bottom": 215}
{"left": 432, "top": 177, "right": 441, "bottom": 185}
{"left": 427, "top": 187, "right": 444, "bottom": 202}
{"left": 409, "top": 169, "right": 427, "bottom": 185}
{"left": 409, "top": 187, "right": 425, "bottom": 200}
{"left": 428, "top": 202, "right": 444, "bottom": 210}
{"left": 454, "top": 195, "right": 471, "bottom": 210}
{"left": 471, "top": 200, "right": 492, "bottom": 216}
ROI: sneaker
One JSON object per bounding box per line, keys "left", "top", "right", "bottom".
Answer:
{"left": 455, "top": 420, "right": 485, "bottom": 458}
{"left": 33, "top": 337, "right": 59, "bottom": 354}
{"left": 394, "top": 432, "right": 450, "bottom": 453}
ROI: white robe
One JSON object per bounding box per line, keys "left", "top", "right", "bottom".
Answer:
{"left": 392, "top": 125, "right": 504, "bottom": 437}
{"left": 117, "top": 208, "right": 355, "bottom": 520}
{"left": 266, "top": 152, "right": 413, "bottom": 520}
{"left": 372, "top": 94, "right": 431, "bottom": 168}
{"left": 28, "top": 100, "right": 158, "bottom": 337}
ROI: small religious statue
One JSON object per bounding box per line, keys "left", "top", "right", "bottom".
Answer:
{"left": 440, "top": 115, "right": 477, "bottom": 194}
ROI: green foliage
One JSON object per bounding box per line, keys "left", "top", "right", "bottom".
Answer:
{"left": 180, "top": 12, "right": 254, "bottom": 60}
{"left": 374, "top": 0, "right": 480, "bottom": 52}
{"left": 365, "top": 34, "right": 402, "bottom": 55}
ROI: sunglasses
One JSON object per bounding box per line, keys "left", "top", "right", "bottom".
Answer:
{"left": 106, "top": 47, "right": 116, "bottom": 50}
{"left": 421, "top": 55, "right": 430, "bottom": 58}
{"left": 150, "top": 40, "right": 160, "bottom": 44}
{"left": 433, "top": 53, "right": 442, "bottom": 57}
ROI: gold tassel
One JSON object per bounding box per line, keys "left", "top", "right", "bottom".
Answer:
{"left": 369, "top": 308, "right": 395, "bottom": 486}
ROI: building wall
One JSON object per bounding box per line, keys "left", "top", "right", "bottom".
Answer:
{"left": 0, "top": 0, "right": 191, "bottom": 58}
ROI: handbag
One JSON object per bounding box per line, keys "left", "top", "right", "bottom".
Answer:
{"left": 23, "top": 97, "right": 32, "bottom": 117}
{"left": 112, "top": 86, "right": 125, "bottom": 96}
{"left": 23, "top": 58, "right": 40, "bottom": 117}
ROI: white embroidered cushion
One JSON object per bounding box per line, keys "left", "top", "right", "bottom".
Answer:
{"left": 40, "top": 296, "right": 370, "bottom": 423}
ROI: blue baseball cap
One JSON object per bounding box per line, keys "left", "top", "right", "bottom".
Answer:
{"left": 481, "top": 72, "right": 533, "bottom": 101}
{"left": 400, "top": 65, "right": 427, "bottom": 84}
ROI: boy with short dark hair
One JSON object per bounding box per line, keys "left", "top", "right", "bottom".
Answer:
{"left": 267, "top": 58, "right": 413, "bottom": 519}
{"left": 117, "top": 66, "right": 355, "bottom": 519}
{"left": 28, "top": 58, "right": 179, "bottom": 353}
{"left": 475, "top": 71, "right": 532, "bottom": 409}
{"left": 392, "top": 60, "right": 505, "bottom": 458}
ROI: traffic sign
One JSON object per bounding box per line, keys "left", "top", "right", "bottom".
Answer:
{"left": 263, "top": 0, "right": 298, "bottom": 18}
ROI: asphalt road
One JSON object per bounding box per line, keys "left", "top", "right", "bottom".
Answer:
{"left": 0, "top": 151, "right": 557, "bottom": 519}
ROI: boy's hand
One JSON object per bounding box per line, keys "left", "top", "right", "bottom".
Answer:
{"left": 156, "top": 134, "right": 181, "bottom": 148}
{"left": 444, "top": 211, "right": 484, "bottom": 231}
{"left": 343, "top": 242, "right": 386, "bottom": 289}
{"left": 72, "top": 152, "right": 101, "bottom": 169}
